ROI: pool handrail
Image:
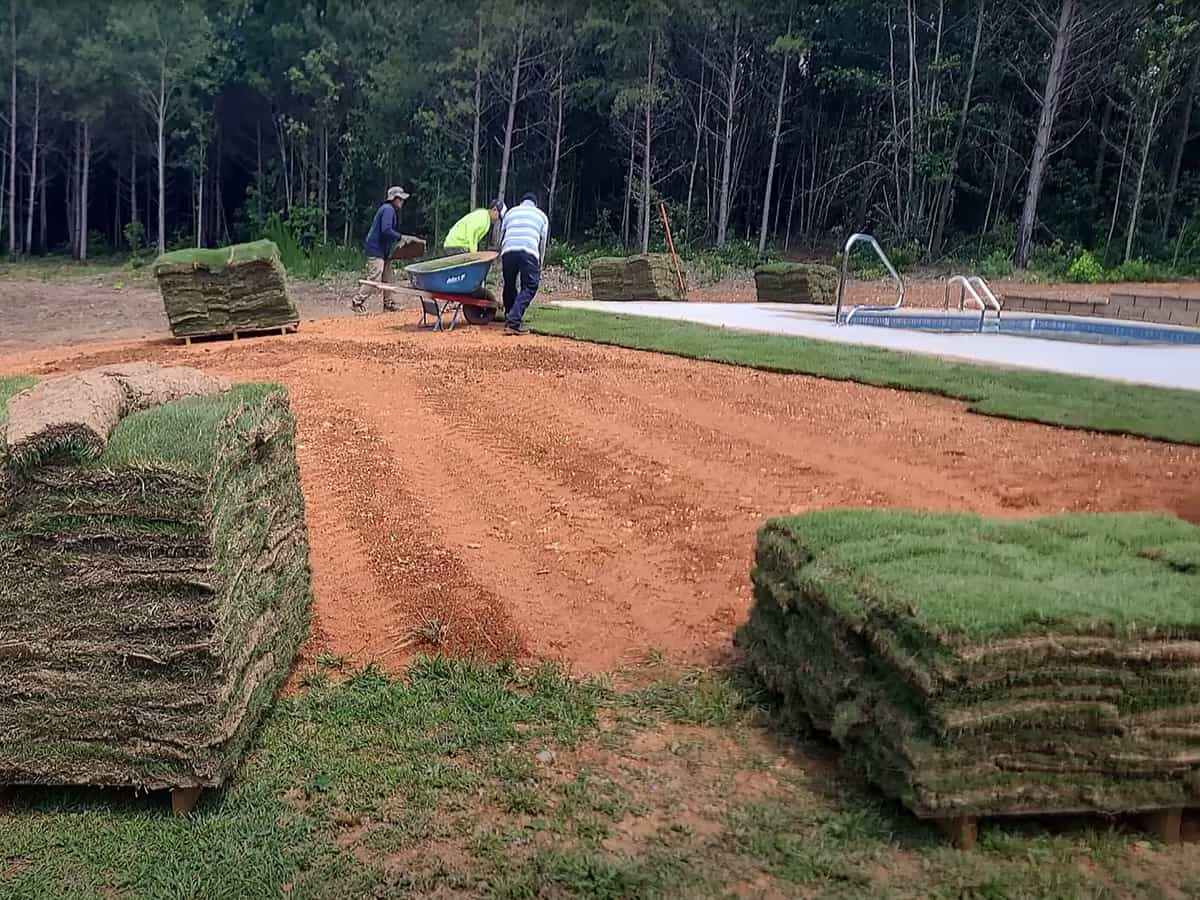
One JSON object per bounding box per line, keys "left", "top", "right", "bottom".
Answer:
{"left": 836, "top": 233, "right": 905, "bottom": 326}
{"left": 944, "top": 276, "right": 994, "bottom": 332}
{"left": 969, "top": 276, "right": 1003, "bottom": 318}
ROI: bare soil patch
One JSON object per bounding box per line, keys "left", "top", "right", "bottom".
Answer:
{"left": 1, "top": 297, "right": 1196, "bottom": 674}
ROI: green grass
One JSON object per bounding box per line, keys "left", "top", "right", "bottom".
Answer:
{"left": 95, "top": 383, "right": 277, "bottom": 471}
{"left": 766, "top": 510, "right": 1200, "bottom": 640}
{"left": 153, "top": 240, "right": 280, "bottom": 274}
{"left": 2, "top": 657, "right": 1194, "bottom": 899}
{"left": 0, "top": 376, "right": 36, "bottom": 433}
{"left": 527, "top": 306, "right": 1200, "bottom": 445}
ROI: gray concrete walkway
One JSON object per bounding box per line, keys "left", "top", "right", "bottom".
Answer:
{"left": 549, "top": 301, "right": 1200, "bottom": 393}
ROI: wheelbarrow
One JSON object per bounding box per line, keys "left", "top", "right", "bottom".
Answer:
{"left": 357, "top": 250, "right": 500, "bottom": 330}
{"left": 405, "top": 251, "right": 500, "bottom": 329}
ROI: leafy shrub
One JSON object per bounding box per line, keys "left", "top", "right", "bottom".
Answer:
{"left": 1027, "top": 240, "right": 1074, "bottom": 279}
{"left": 123, "top": 221, "right": 146, "bottom": 257}
{"left": 978, "top": 250, "right": 1013, "bottom": 280}
{"left": 262, "top": 213, "right": 358, "bottom": 279}
{"left": 1067, "top": 250, "right": 1104, "bottom": 284}
{"left": 1105, "top": 258, "right": 1173, "bottom": 284}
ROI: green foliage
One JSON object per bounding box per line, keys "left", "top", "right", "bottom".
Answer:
{"left": 1105, "top": 259, "right": 1175, "bottom": 284}
{"left": 978, "top": 250, "right": 1013, "bottom": 280}
{"left": 260, "top": 215, "right": 358, "bottom": 280}
{"left": 122, "top": 221, "right": 146, "bottom": 257}
{"left": 528, "top": 306, "right": 1200, "bottom": 445}
{"left": 1067, "top": 250, "right": 1105, "bottom": 284}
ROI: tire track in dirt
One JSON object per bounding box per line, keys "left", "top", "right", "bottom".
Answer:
{"left": 411, "top": 365, "right": 764, "bottom": 665}
{"left": 294, "top": 378, "right": 525, "bottom": 665}
{"left": 317, "top": 358, "right": 724, "bottom": 670}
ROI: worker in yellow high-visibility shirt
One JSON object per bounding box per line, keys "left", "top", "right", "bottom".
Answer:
{"left": 442, "top": 200, "right": 506, "bottom": 254}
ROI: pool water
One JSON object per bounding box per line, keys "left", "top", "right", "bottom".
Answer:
{"left": 839, "top": 312, "right": 1200, "bottom": 346}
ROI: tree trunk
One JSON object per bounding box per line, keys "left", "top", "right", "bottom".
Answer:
{"left": 157, "top": 68, "right": 167, "bottom": 255}
{"left": 548, "top": 51, "right": 565, "bottom": 228}
{"left": 470, "top": 13, "right": 484, "bottom": 208}
{"left": 785, "top": 153, "right": 801, "bottom": 251}
{"left": 1092, "top": 94, "right": 1112, "bottom": 202}
{"left": 758, "top": 25, "right": 790, "bottom": 256}
{"left": 1126, "top": 88, "right": 1164, "bottom": 264}
{"left": 1015, "top": 0, "right": 1077, "bottom": 268}
{"left": 716, "top": 17, "right": 740, "bottom": 246}
{"left": 68, "top": 123, "right": 80, "bottom": 257}
{"left": 930, "top": 0, "right": 984, "bottom": 257}
{"left": 685, "top": 39, "right": 708, "bottom": 241}
{"left": 321, "top": 123, "right": 329, "bottom": 243}
{"left": 1163, "top": 53, "right": 1200, "bottom": 243}
{"left": 130, "top": 125, "right": 138, "bottom": 227}
{"left": 639, "top": 38, "right": 654, "bottom": 254}
{"left": 497, "top": 5, "right": 526, "bottom": 202}
{"left": 23, "top": 73, "right": 38, "bottom": 254}
{"left": 1105, "top": 116, "right": 1133, "bottom": 262}
{"left": 79, "top": 119, "right": 91, "bottom": 263}
{"left": 7, "top": 0, "right": 16, "bottom": 256}
{"left": 621, "top": 124, "right": 635, "bottom": 245}
{"left": 256, "top": 119, "right": 263, "bottom": 224}
{"left": 196, "top": 141, "right": 205, "bottom": 249}
{"left": 38, "top": 163, "right": 45, "bottom": 249}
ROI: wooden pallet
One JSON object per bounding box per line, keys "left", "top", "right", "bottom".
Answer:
{"left": 178, "top": 323, "right": 299, "bottom": 346}
{"left": 933, "top": 807, "right": 1195, "bottom": 850}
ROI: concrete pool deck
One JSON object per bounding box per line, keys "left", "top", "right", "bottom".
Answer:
{"left": 548, "top": 301, "right": 1200, "bottom": 393}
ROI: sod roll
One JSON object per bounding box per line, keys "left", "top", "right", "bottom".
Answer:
{"left": 0, "top": 366, "right": 312, "bottom": 790}
{"left": 753, "top": 262, "right": 839, "bottom": 304}
{"left": 738, "top": 510, "right": 1200, "bottom": 819}
{"left": 153, "top": 240, "right": 299, "bottom": 339}
{"left": 590, "top": 254, "right": 688, "bottom": 302}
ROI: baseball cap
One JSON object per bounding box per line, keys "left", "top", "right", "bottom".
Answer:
{"left": 386, "top": 186, "right": 411, "bottom": 201}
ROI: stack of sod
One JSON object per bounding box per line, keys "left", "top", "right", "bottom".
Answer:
{"left": 0, "top": 365, "right": 312, "bottom": 791}
{"left": 590, "top": 254, "right": 688, "bottom": 301}
{"left": 753, "top": 262, "right": 839, "bottom": 304}
{"left": 153, "top": 240, "right": 299, "bottom": 339}
{"left": 738, "top": 510, "right": 1200, "bottom": 821}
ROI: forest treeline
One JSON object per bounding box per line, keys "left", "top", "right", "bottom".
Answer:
{"left": 1, "top": 0, "right": 1198, "bottom": 272}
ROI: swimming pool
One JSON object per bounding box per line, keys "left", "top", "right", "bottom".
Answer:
{"left": 838, "top": 311, "right": 1200, "bottom": 346}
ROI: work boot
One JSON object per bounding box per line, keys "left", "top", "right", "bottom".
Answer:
{"left": 351, "top": 298, "right": 367, "bottom": 314}
{"left": 503, "top": 325, "right": 530, "bottom": 336}
{"left": 383, "top": 301, "right": 399, "bottom": 312}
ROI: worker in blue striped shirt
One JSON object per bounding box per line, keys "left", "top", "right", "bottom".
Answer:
{"left": 498, "top": 192, "right": 549, "bottom": 335}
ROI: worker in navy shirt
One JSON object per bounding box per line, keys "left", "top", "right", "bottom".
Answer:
{"left": 351, "top": 185, "right": 410, "bottom": 313}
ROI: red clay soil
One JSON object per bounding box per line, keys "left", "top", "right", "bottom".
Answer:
{"left": 3, "top": 314, "right": 1198, "bottom": 675}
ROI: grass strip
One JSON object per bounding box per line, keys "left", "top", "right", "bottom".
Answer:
{"left": 528, "top": 306, "right": 1200, "bottom": 445}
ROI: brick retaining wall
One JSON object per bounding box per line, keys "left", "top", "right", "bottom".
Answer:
{"left": 1004, "top": 293, "right": 1200, "bottom": 327}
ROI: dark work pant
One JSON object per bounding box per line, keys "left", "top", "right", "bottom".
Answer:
{"left": 501, "top": 250, "right": 540, "bottom": 328}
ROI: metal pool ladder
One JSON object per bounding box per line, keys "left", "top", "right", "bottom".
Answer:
{"left": 836, "top": 234, "right": 905, "bottom": 325}
{"left": 944, "top": 275, "right": 1003, "bottom": 332}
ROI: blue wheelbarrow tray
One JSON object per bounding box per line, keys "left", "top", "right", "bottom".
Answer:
{"left": 404, "top": 251, "right": 497, "bottom": 295}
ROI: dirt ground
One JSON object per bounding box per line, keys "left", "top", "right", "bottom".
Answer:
{"left": 3, "top": 272, "right": 1199, "bottom": 676}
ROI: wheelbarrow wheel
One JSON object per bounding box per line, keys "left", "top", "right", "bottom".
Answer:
{"left": 461, "top": 288, "right": 499, "bottom": 326}
{"left": 461, "top": 304, "right": 493, "bottom": 326}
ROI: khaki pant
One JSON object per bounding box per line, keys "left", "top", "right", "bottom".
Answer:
{"left": 352, "top": 257, "right": 396, "bottom": 310}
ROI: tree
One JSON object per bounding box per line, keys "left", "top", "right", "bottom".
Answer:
{"left": 1119, "top": 3, "right": 1195, "bottom": 262}
{"left": 759, "top": 17, "right": 804, "bottom": 255}
{"left": 110, "top": 2, "right": 213, "bottom": 254}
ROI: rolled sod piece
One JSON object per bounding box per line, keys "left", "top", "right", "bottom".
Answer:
{"left": 589, "top": 254, "right": 687, "bottom": 302}
{"left": 5, "top": 363, "right": 228, "bottom": 467}
{"left": 753, "top": 262, "right": 839, "bottom": 304}
{"left": 738, "top": 509, "right": 1200, "bottom": 819}
{"left": 153, "top": 240, "right": 299, "bottom": 339}
{"left": 0, "top": 368, "right": 312, "bottom": 791}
